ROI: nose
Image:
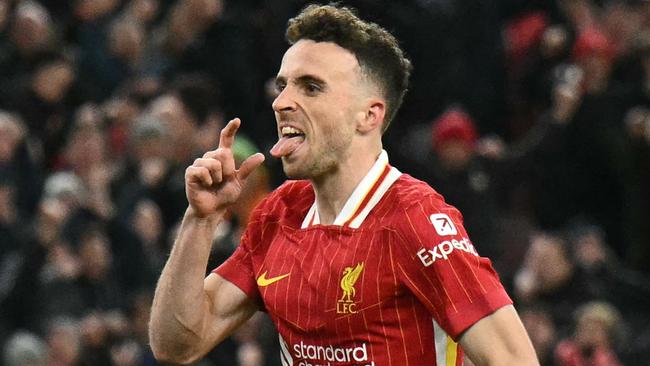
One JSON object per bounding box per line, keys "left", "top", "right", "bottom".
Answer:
{"left": 272, "top": 86, "right": 297, "bottom": 113}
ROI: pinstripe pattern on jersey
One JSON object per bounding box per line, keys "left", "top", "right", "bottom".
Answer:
{"left": 215, "top": 152, "right": 513, "bottom": 366}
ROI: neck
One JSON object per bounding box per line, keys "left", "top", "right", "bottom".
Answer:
{"left": 311, "top": 144, "right": 382, "bottom": 225}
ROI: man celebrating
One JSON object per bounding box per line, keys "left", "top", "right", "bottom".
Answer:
{"left": 149, "top": 4, "right": 538, "bottom": 365}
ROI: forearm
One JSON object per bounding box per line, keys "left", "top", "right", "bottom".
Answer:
{"left": 149, "top": 207, "right": 225, "bottom": 363}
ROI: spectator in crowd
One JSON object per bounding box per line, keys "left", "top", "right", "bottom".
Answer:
{"left": 514, "top": 231, "right": 596, "bottom": 332}
{"left": 566, "top": 222, "right": 650, "bottom": 337}
{"left": 128, "top": 199, "right": 166, "bottom": 286}
{"left": 554, "top": 301, "right": 624, "bottom": 366}
{"left": 620, "top": 105, "right": 650, "bottom": 273}
{"left": 111, "top": 114, "right": 169, "bottom": 219}
{"left": 416, "top": 107, "right": 502, "bottom": 261}
{"left": 520, "top": 306, "right": 558, "bottom": 366}
{"left": 44, "top": 317, "right": 82, "bottom": 366}
{"left": 0, "top": 1, "right": 55, "bottom": 82}
{"left": 2, "top": 331, "right": 48, "bottom": 366}
{"left": 142, "top": 74, "right": 227, "bottom": 228}
{"left": 74, "top": 0, "right": 127, "bottom": 101}
{"left": 0, "top": 110, "right": 41, "bottom": 232}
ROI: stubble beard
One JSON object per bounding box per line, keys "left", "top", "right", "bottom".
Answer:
{"left": 282, "top": 129, "right": 353, "bottom": 180}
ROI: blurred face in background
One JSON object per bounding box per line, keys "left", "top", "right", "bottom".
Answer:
{"left": 602, "top": 2, "right": 640, "bottom": 55}
{"left": 166, "top": 0, "right": 222, "bottom": 52}
{"left": 109, "top": 19, "right": 145, "bottom": 64}
{"left": 47, "top": 321, "right": 81, "bottom": 366}
{"left": 32, "top": 60, "right": 75, "bottom": 104}
{"left": 520, "top": 309, "right": 557, "bottom": 362}
{"left": 149, "top": 95, "right": 196, "bottom": 162}
{"left": 0, "top": 113, "right": 25, "bottom": 163}
{"left": 136, "top": 134, "right": 167, "bottom": 160}
{"left": 128, "top": 0, "right": 159, "bottom": 24}
{"left": 75, "top": 0, "right": 119, "bottom": 22}
{"left": 575, "top": 316, "right": 610, "bottom": 350}
{"left": 573, "top": 229, "right": 607, "bottom": 269}
{"left": 64, "top": 126, "right": 108, "bottom": 174}
{"left": 431, "top": 109, "right": 477, "bottom": 172}
{"left": 436, "top": 140, "right": 474, "bottom": 171}
{"left": 11, "top": 1, "right": 51, "bottom": 54}
{"left": 79, "top": 232, "right": 112, "bottom": 282}
{"left": 525, "top": 234, "right": 574, "bottom": 292}
{"left": 132, "top": 200, "right": 163, "bottom": 245}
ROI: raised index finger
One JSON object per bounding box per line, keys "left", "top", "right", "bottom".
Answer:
{"left": 219, "top": 118, "right": 241, "bottom": 149}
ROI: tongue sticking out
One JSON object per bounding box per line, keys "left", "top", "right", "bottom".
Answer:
{"left": 270, "top": 136, "right": 304, "bottom": 158}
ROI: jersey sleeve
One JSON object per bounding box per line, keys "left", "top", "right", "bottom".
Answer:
{"left": 212, "top": 226, "right": 262, "bottom": 306}
{"left": 393, "top": 193, "right": 512, "bottom": 340}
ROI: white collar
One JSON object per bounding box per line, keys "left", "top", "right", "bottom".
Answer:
{"left": 301, "top": 150, "right": 402, "bottom": 229}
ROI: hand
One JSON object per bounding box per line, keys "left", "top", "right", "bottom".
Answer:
{"left": 185, "top": 118, "right": 265, "bottom": 218}
{"left": 139, "top": 157, "right": 168, "bottom": 187}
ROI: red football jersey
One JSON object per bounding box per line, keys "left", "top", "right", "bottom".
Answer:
{"left": 215, "top": 151, "right": 512, "bottom": 366}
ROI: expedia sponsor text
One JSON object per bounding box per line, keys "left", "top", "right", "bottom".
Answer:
{"left": 417, "top": 238, "right": 478, "bottom": 267}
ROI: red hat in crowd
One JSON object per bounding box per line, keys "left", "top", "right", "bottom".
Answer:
{"left": 504, "top": 11, "right": 548, "bottom": 65}
{"left": 572, "top": 28, "right": 614, "bottom": 62}
{"left": 431, "top": 108, "right": 478, "bottom": 151}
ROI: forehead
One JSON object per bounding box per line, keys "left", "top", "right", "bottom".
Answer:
{"left": 278, "top": 40, "right": 361, "bottom": 81}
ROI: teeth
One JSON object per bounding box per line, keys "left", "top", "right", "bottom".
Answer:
{"left": 281, "top": 126, "right": 303, "bottom": 136}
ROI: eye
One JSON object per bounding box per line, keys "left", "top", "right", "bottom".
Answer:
{"left": 275, "top": 82, "right": 286, "bottom": 93}
{"left": 305, "top": 82, "right": 321, "bottom": 95}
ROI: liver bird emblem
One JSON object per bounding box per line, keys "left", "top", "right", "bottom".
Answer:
{"left": 339, "top": 262, "right": 364, "bottom": 302}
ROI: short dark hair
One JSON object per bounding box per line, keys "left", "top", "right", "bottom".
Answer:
{"left": 286, "top": 4, "right": 412, "bottom": 132}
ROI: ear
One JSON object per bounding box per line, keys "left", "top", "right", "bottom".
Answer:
{"left": 357, "top": 98, "right": 385, "bottom": 134}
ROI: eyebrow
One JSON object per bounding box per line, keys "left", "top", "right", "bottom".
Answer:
{"left": 275, "top": 74, "right": 327, "bottom": 88}
{"left": 296, "top": 75, "right": 326, "bottom": 86}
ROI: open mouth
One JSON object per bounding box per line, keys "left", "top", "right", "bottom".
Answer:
{"left": 271, "top": 126, "right": 306, "bottom": 158}
{"left": 281, "top": 126, "right": 305, "bottom": 139}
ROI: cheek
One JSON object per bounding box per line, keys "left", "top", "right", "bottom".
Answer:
{"left": 306, "top": 93, "right": 358, "bottom": 138}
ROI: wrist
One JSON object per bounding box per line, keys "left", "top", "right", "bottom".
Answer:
{"left": 184, "top": 207, "right": 227, "bottom": 224}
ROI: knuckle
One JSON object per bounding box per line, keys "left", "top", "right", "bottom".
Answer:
{"left": 185, "top": 166, "right": 201, "bottom": 179}
{"left": 214, "top": 148, "right": 228, "bottom": 158}
{"left": 203, "top": 149, "right": 219, "bottom": 159}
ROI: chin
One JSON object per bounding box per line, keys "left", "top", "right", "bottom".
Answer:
{"left": 282, "top": 159, "right": 337, "bottom": 181}
{"left": 281, "top": 161, "right": 307, "bottom": 180}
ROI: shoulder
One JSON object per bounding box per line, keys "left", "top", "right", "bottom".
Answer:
{"left": 248, "top": 180, "right": 313, "bottom": 227}
{"left": 383, "top": 174, "right": 466, "bottom": 240}
{"left": 387, "top": 174, "right": 458, "bottom": 218}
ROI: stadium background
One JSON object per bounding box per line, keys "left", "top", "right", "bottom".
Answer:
{"left": 0, "top": 0, "right": 649, "bottom": 365}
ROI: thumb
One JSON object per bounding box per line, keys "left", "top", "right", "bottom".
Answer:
{"left": 237, "top": 153, "right": 265, "bottom": 180}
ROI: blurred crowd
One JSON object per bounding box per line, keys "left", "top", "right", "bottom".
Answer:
{"left": 0, "top": 0, "right": 649, "bottom": 365}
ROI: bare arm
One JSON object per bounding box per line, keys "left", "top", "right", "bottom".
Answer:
{"left": 459, "top": 305, "right": 539, "bottom": 366}
{"left": 149, "top": 118, "right": 265, "bottom": 365}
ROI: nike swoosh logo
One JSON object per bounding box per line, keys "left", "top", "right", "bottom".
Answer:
{"left": 257, "top": 271, "right": 290, "bottom": 287}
